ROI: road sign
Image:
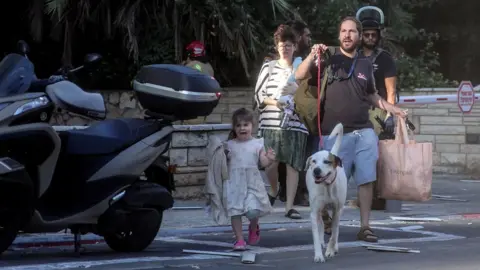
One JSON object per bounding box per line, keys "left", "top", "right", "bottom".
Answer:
{"left": 457, "top": 81, "right": 475, "bottom": 113}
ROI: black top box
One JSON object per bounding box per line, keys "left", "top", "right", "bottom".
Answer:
{"left": 133, "top": 64, "right": 222, "bottom": 120}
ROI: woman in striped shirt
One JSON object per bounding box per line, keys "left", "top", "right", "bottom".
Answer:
{"left": 254, "top": 25, "right": 308, "bottom": 220}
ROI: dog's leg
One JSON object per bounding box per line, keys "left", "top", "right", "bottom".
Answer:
{"left": 325, "top": 205, "right": 343, "bottom": 258}
{"left": 317, "top": 208, "right": 327, "bottom": 248}
{"left": 310, "top": 206, "right": 325, "bottom": 263}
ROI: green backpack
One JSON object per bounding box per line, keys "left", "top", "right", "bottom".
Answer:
{"left": 293, "top": 47, "right": 338, "bottom": 136}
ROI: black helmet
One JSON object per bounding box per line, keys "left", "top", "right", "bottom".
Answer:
{"left": 356, "top": 6, "right": 384, "bottom": 31}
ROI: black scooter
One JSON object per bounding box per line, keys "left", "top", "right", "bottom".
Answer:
{"left": 0, "top": 41, "right": 176, "bottom": 255}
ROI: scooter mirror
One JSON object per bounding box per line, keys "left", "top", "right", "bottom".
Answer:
{"left": 17, "top": 40, "right": 30, "bottom": 56}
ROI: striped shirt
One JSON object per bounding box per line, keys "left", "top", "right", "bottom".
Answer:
{"left": 254, "top": 61, "right": 309, "bottom": 134}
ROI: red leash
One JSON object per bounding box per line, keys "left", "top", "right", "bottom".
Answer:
{"left": 316, "top": 48, "right": 323, "bottom": 149}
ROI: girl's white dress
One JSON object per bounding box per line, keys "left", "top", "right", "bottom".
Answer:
{"left": 223, "top": 138, "right": 273, "bottom": 218}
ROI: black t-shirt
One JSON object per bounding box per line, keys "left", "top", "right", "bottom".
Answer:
{"left": 369, "top": 50, "right": 396, "bottom": 100}
{"left": 308, "top": 50, "right": 377, "bottom": 134}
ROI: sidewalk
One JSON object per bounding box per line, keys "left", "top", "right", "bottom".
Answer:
{"left": 163, "top": 176, "right": 480, "bottom": 229}
{"left": 12, "top": 176, "right": 480, "bottom": 248}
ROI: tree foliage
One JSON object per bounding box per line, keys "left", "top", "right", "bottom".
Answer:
{"left": 292, "top": 0, "right": 456, "bottom": 91}
{"left": 29, "top": 0, "right": 455, "bottom": 90}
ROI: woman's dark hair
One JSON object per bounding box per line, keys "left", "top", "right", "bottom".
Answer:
{"left": 228, "top": 108, "right": 255, "bottom": 139}
{"left": 285, "top": 20, "right": 308, "bottom": 37}
{"left": 273, "top": 24, "right": 297, "bottom": 46}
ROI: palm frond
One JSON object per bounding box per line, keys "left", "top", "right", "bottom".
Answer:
{"left": 29, "top": 0, "right": 45, "bottom": 41}
{"left": 44, "top": 0, "right": 69, "bottom": 18}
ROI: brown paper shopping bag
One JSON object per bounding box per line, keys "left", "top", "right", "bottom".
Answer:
{"left": 377, "top": 117, "right": 433, "bottom": 202}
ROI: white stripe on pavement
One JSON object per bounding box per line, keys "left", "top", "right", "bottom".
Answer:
{"left": 0, "top": 255, "right": 225, "bottom": 270}
{"left": 1, "top": 225, "right": 465, "bottom": 270}
{"left": 12, "top": 218, "right": 455, "bottom": 246}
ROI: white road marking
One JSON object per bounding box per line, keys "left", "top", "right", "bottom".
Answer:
{"left": 228, "top": 262, "right": 276, "bottom": 267}
{"left": 159, "top": 237, "right": 271, "bottom": 253}
{"left": 11, "top": 219, "right": 446, "bottom": 246}
{"left": 2, "top": 225, "right": 465, "bottom": 270}
{"left": 251, "top": 225, "right": 464, "bottom": 255}
{"left": 157, "top": 225, "right": 464, "bottom": 256}
{"left": 0, "top": 255, "right": 226, "bottom": 270}
{"left": 390, "top": 216, "right": 443, "bottom": 222}
{"left": 399, "top": 225, "right": 424, "bottom": 231}
{"left": 158, "top": 237, "right": 233, "bottom": 248}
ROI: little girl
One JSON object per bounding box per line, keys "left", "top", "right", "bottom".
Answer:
{"left": 224, "top": 108, "right": 276, "bottom": 251}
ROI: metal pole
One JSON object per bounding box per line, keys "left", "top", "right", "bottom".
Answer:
{"left": 398, "top": 93, "right": 479, "bottom": 105}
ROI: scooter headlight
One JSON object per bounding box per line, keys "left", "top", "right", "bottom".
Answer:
{"left": 14, "top": 96, "right": 50, "bottom": 116}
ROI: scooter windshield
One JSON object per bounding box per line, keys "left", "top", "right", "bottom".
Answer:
{"left": 0, "top": 53, "right": 35, "bottom": 97}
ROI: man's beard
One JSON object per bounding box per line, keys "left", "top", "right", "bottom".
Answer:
{"left": 340, "top": 40, "right": 358, "bottom": 53}
{"left": 297, "top": 42, "right": 310, "bottom": 58}
{"left": 363, "top": 41, "right": 377, "bottom": 50}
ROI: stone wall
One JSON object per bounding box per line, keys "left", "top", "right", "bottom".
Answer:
{"left": 168, "top": 125, "right": 230, "bottom": 199}
{"left": 400, "top": 88, "right": 480, "bottom": 175}
{"left": 50, "top": 88, "right": 252, "bottom": 126}
{"left": 50, "top": 91, "right": 144, "bottom": 126}
{"left": 52, "top": 86, "right": 480, "bottom": 199}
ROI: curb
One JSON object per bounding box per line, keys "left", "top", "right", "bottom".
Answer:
{"left": 10, "top": 213, "right": 480, "bottom": 249}
{"left": 11, "top": 234, "right": 105, "bottom": 249}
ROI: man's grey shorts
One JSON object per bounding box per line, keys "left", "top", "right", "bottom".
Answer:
{"left": 314, "top": 128, "right": 379, "bottom": 186}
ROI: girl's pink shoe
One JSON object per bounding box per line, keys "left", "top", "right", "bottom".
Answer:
{"left": 248, "top": 225, "right": 260, "bottom": 245}
{"left": 233, "top": 240, "right": 247, "bottom": 251}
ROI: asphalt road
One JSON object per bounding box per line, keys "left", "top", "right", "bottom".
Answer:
{"left": 1, "top": 218, "right": 480, "bottom": 270}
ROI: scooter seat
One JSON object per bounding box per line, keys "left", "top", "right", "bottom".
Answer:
{"left": 63, "top": 118, "right": 162, "bottom": 155}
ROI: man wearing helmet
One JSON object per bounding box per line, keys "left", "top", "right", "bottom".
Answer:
{"left": 359, "top": 13, "right": 397, "bottom": 135}
{"left": 183, "top": 41, "right": 215, "bottom": 77}
{"left": 358, "top": 8, "right": 398, "bottom": 210}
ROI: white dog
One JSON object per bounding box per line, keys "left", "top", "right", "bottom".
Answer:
{"left": 305, "top": 123, "right": 347, "bottom": 263}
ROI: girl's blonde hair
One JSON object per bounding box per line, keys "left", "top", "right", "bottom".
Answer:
{"left": 228, "top": 108, "right": 255, "bottom": 140}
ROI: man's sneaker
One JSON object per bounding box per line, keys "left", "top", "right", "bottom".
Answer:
{"left": 233, "top": 240, "right": 247, "bottom": 251}
{"left": 248, "top": 225, "right": 260, "bottom": 245}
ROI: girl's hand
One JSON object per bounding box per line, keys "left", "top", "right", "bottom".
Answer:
{"left": 223, "top": 142, "right": 231, "bottom": 159}
{"left": 259, "top": 147, "right": 276, "bottom": 168}
{"left": 224, "top": 149, "right": 231, "bottom": 160}
{"left": 265, "top": 148, "right": 276, "bottom": 160}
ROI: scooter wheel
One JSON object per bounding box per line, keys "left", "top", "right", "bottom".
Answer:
{"left": 104, "top": 208, "right": 162, "bottom": 252}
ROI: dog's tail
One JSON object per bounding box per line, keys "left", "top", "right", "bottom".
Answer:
{"left": 329, "top": 123, "right": 344, "bottom": 157}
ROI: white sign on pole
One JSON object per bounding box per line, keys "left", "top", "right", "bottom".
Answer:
{"left": 457, "top": 81, "right": 475, "bottom": 113}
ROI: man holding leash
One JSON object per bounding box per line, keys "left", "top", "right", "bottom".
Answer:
{"left": 295, "top": 16, "right": 406, "bottom": 242}
{"left": 358, "top": 7, "right": 398, "bottom": 210}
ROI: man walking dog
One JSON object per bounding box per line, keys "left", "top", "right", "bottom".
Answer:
{"left": 295, "top": 16, "right": 407, "bottom": 242}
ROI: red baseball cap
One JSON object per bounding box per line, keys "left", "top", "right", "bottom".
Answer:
{"left": 185, "top": 41, "right": 206, "bottom": 57}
